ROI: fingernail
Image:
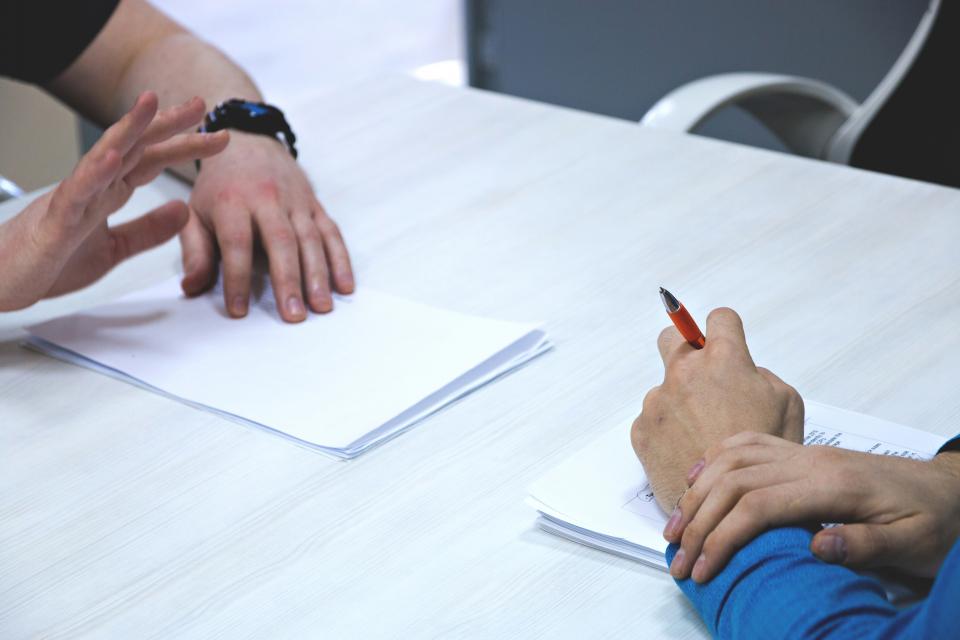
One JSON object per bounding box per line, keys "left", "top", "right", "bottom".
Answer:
{"left": 287, "top": 296, "right": 306, "bottom": 318}
{"left": 230, "top": 296, "right": 247, "bottom": 317}
{"left": 816, "top": 535, "right": 847, "bottom": 563}
{"left": 664, "top": 507, "right": 682, "bottom": 540}
{"left": 312, "top": 285, "right": 333, "bottom": 312}
{"left": 687, "top": 458, "right": 705, "bottom": 485}
{"left": 692, "top": 554, "right": 707, "bottom": 582}
{"left": 670, "top": 548, "right": 686, "bottom": 578}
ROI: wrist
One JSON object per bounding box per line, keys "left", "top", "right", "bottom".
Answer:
{"left": 196, "top": 131, "right": 288, "bottom": 175}
{"left": 933, "top": 450, "right": 960, "bottom": 482}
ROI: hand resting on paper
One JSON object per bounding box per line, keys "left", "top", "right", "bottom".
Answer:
{"left": 0, "top": 92, "right": 227, "bottom": 311}
{"left": 664, "top": 435, "right": 960, "bottom": 584}
{"left": 629, "top": 308, "right": 805, "bottom": 572}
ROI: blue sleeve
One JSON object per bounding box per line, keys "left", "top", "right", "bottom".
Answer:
{"left": 666, "top": 527, "right": 960, "bottom": 639}
{"left": 937, "top": 434, "right": 960, "bottom": 454}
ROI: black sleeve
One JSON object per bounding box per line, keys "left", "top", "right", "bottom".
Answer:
{"left": 1, "top": 0, "right": 121, "bottom": 84}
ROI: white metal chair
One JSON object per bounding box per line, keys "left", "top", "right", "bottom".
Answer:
{"left": 0, "top": 175, "right": 25, "bottom": 203}
{"left": 639, "top": 0, "right": 953, "bottom": 185}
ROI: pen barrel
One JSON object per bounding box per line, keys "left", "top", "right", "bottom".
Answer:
{"left": 669, "top": 305, "right": 706, "bottom": 349}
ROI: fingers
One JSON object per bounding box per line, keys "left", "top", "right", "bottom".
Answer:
{"left": 314, "top": 201, "right": 355, "bottom": 294}
{"left": 212, "top": 206, "right": 254, "bottom": 317}
{"left": 705, "top": 431, "right": 796, "bottom": 464}
{"left": 109, "top": 200, "right": 190, "bottom": 266}
{"left": 669, "top": 461, "right": 787, "bottom": 579}
{"left": 92, "top": 91, "right": 159, "bottom": 160}
{"left": 125, "top": 131, "right": 229, "bottom": 188}
{"left": 811, "top": 521, "right": 911, "bottom": 570}
{"left": 119, "top": 96, "right": 210, "bottom": 177}
{"left": 688, "top": 482, "right": 809, "bottom": 582}
{"left": 179, "top": 209, "right": 218, "bottom": 296}
{"left": 657, "top": 325, "right": 692, "bottom": 366}
{"left": 665, "top": 444, "right": 793, "bottom": 543}
{"left": 50, "top": 149, "right": 123, "bottom": 226}
{"left": 140, "top": 96, "right": 206, "bottom": 145}
{"left": 704, "top": 307, "right": 753, "bottom": 364}
{"left": 290, "top": 211, "right": 332, "bottom": 313}
{"left": 53, "top": 94, "right": 209, "bottom": 226}
{"left": 256, "top": 211, "right": 307, "bottom": 322}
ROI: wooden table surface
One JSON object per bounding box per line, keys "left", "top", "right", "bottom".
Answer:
{"left": 2, "top": 76, "right": 959, "bottom": 639}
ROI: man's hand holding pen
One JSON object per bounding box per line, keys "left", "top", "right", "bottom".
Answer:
{"left": 630, "top": 304, "right": 805, "bottom": 579}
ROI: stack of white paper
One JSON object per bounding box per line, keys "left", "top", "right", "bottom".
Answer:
{"left": 28, "top": 276, "right": 551, "bottom": 458}
{"left": 527, "top": 402, "right": 945, "bottom": 570}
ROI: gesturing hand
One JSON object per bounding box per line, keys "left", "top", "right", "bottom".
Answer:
{"left": 665, "top": 434, "right": 960, "bottom": 583}
{"left": 180, "top": 131, "right": 355, "bottom": 323}
{"left": 630, "top": 307, "right": 804, "bottom": 517}
{"left": 0, "top": 92, "right": 227, "bottom": 311}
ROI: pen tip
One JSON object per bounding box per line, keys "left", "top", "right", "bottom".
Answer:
{"left": 659, "top": 287, "right": 680, "bottom": 312}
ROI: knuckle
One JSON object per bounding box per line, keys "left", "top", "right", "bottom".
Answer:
{"left": 737, "top": 491, "right": 768, "bottom": 520}
{"left": 316, "top": 215, "right": 340, "bottom": 236}
{"left": 267, "top": 227, "right": 297, "bottom": 250}
{"left": 862, "top": 525, "right": 889, "bottom": 554}
{"left": 702, "top": 444, "right": 724, "bottom": 464}
{"left": 684, "top": 483, "right": 705, "bottom": 508}
{"left": 715, "top": 472, "right": 742, "bottom": 497}
{"left": 715, "top": 448, "right": 744, "bottom": 471}
{"left": 683, "top": 521, "right": 706, "bottom": 544}
{"left": 701, "top": 534, "right": 724, "bottom": 559}
{"left": 255, "top": 180, "right": 281, "bottom": 202}
{"left": 631, "top": 413, "right": 652, "bottom": 450}
{"left": 220, "top": 229, "right": 252, "bottom": 250}
{"left": 630, "top": 418, "right": 644, "bottom": 455}
{"left": 641, "top": 386, "right": 662, "bottom": 412}
{"left": 301, "top": 220, "right": 325, "bottom": 242}
{"left": 785, "top": 384, "right": 803, "bottom": 406}
{"left": 214, "top": 188, "right": 240, "bottom": 205}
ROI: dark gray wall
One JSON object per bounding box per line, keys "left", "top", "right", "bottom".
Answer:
{"left": 467, "top": 1, "right": 931, "bottom": 150}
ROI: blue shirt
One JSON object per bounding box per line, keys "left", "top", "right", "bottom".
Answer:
{"left": 666, "top": 435, "right": 960, "bottom": 639}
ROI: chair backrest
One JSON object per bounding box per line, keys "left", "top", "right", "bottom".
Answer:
{"left": 0, "top": 175, "right": 25, "bottom": 203}
{"left": 829, "top": 0, "right": 958, "bottom": 188}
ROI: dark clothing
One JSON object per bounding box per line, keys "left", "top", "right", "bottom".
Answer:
{"left": 1, "top": 0, "right": 120, "bottom": 83}
{"left": 850, "top": 0, "right": 960, "bottom": 188}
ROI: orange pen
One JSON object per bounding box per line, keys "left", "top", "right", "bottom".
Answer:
{"left": 659, "top": 287, "right": 705, "bottom": 349}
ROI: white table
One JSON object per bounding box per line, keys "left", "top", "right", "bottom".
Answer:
{"left": 2, "top": 76, "right": 959, "bottom": 639}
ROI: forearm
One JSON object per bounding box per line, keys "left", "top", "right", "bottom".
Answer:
{"left": 666, "top": 527, "right": 944, "bottom": 639}
{"left": 113, "top": 32, "right": 261, "bottom": 122}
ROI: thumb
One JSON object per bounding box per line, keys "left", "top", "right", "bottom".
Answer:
{"left": 109, "top": 200, "right": 189, "bottom": 266}
{"left": 178, "top": 208, "right": 217, "bottom": 296}
{"left": 811, "top": 522, "right": 907, "bottom": 569}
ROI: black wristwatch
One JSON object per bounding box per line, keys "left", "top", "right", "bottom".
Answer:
{"left": 197, "top": 99, "right": 298, "bottom": 170}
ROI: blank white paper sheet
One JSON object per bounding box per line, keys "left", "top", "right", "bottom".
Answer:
{"left": 28, "top": 276, "right": 551, "bottom": 458}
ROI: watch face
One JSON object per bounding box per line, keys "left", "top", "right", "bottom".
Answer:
{"left": 238, "top": 102, "right": 271, "bottom": 118}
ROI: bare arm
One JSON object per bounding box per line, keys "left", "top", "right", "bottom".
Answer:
{"left": 48, "top": 0, "right": 260, "bottom": 132}
{"left": 46, "top": 0, "right": 354, "bottom": 324}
